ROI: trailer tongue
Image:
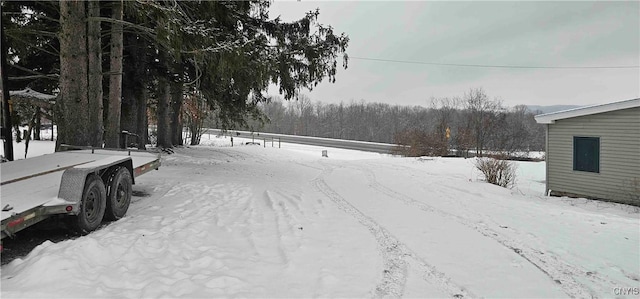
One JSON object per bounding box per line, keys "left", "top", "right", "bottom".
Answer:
{"left": 1, "top": 149, "right": 160, "bottom": 240}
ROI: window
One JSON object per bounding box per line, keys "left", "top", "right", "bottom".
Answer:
{"left": 573, "top": 137, "right": 600, "bottom": 173}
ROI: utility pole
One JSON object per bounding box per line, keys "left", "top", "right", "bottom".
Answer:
{"left": 1, "top": 15, "right": 15, "bottom": 161}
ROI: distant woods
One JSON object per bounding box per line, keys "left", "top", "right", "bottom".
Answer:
{"left": 244, "top": 88, "right": 545, "bottom": 157}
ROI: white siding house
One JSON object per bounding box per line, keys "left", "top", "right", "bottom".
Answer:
{"left": 535, "top": 98, "right": 640, "bottom": 206}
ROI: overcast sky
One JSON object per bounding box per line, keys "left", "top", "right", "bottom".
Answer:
{"left": 266, "top": 1, "right": 639, "bottom": 108}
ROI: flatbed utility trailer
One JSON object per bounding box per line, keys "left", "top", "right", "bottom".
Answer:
{"left": 0, "top": 149, "right": 160, "bottom": 241}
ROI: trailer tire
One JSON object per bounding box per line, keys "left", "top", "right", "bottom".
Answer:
{"left": 104, "top": 167, "right": 132, "bottom": 221}
{"left": 72, "top": 174, "right": 107, "bottom": 234}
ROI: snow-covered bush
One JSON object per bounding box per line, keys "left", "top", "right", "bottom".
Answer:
{"left": 475, "top": 157, "right": 517, "bottom": 188}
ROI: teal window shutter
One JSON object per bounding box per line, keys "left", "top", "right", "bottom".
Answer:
{"left": 573, "top": 137, "right": 600, "bottom": 173}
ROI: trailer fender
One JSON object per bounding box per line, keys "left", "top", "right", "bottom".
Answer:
{"left": 57, "top": 157, "right": 133, "bottom": 212}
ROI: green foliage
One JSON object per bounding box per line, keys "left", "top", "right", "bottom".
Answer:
{"left": 131, "top": 1, "right": 349, "bottom": 129}
{"left": 5, "top": 0, "right": 349, "bottom": 147}
{"left": 3, "top": 1, "right": 60, "bottom": 93}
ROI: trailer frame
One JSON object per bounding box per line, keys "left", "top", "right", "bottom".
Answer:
{"left": 1, "top": 148, "right": 160, "bottom": 240}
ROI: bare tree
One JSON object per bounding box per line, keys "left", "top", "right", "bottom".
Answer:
{"left": 183, "top": 90, "right": 208, "bottom": 146}
{"left": 431, "top": 97, "right": 460, "bottom": 155}
{"left": 464, "top": 88, "right": 502, "bottom": 157}
{"left": 491, "top": 105, "right": 531, "bottom": 155}
{"left": 294, "top": 94, "right": 313, "bottom": 135}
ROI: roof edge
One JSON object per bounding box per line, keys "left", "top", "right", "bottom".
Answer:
{"left": 535, "top": 98, "right": 640, "bottom": 124}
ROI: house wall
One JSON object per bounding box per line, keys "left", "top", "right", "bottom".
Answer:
{"left": 547, "top": 107, "right": 640, "bottom": 205}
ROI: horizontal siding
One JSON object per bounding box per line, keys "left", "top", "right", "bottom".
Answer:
{"left": 548, "top": 142, "right": 639, "bottom": 153}
{"left": 547, "top": 146, "right": 640, "bottom": 157}
{"left": 552, "top": 131, "right": 638, "bottom": 142}
{"left": 547, "top": 107, "right": 640, "bottom": 203}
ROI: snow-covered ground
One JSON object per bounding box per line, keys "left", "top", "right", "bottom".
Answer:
{"left": 1, "top": 134, "right": 639, "bottom": 298}
{"left": 0, "top": 127, "right": 56, "bottom": 160}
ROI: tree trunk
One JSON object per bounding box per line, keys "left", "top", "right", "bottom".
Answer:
{"left": 1, "top": 23, "right": 14, "bottom": 160}
{"left": 33, "top": 109, "right": 41, "bottom": 140}
{"left": 188, "top": 95, "right": 205, "bottom": 146}
{"left": 58, "top": 0, "right": 90, "bottom": 149}
{"left": 136, "top": 86, "right": 148, "bottom": 149}
{"left": 170, "top": 79, "right": 183, "bottom": 146}
{"left": 24, "top": 108, "right": 39, "bottom": 158}
{"left": 105, "top": 0, "right": 123, "bottom": 148}
{"left": 87, "top": 0, "right": 103, "bottom": 147}
{"left": 50, "top": 117, "right": 54, "bottom": 141}
{"left": 120, "top": 32, "right": 135, "bottom": 141}
{"left": 120, "top": 76, "right": 136, "bottom": 146}
{"left": 157, "top": 76, "right": 171, "bottom": 148}
{"left": 126, "top": 32, "right": 149, "bottom": 150}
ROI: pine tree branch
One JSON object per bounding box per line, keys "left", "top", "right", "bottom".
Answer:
{"left": 8, "top": 74, "right": 59, "bottom": 81}
{"left": 5, "top": 28, "right": 58, "bottom": 38}
{"left": 88, "top": 17, "right": 155, "bottom": 35}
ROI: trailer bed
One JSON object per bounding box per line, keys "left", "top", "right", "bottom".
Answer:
{"left": 1, "top": 150, "right": 160, "bottom": 224}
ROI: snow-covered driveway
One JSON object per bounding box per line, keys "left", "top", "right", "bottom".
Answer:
{"left": 2, "top": 140, "right": 639, "bottom": 298}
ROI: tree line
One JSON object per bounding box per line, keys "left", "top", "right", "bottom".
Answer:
{"left": 241, "top": 88, "right": 545, "bottom": 157}
{"left": 2, "top": 0, "right": 348, "bottom": 158}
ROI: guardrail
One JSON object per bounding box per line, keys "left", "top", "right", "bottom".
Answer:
{"left": 207, "top": 129, "right": 398, "bottom": 154}
{"left": 233, "top": 135, "right": 281, "bottom": 148}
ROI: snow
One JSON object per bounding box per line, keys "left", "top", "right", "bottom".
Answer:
{"left": 0, "top": 127, "right": 57, "bottom": 160}
{"left": 1, "top": 134, "right": 639, "bottom": 298}
{"left": 9, "top": 88, "right": 56, "bottom": 101}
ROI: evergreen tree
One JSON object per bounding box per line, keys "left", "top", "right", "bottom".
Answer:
{"left": 5, "top": 0, "right": 350, "bottom": 149}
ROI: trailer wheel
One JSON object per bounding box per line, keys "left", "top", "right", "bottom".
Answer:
{"left": 72, "top": 174, "right": 107, "bottom": 234}
{"left": 104, "top": 167, "right": 132, "bottom": 221}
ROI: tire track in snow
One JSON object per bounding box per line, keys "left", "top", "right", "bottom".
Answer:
{"left": 262, "top": 191, "right": 291, "bottom": 264}
{"left": 355, "top": 164, "right": 604, "bottom": 298}
{"left": 372, "top": 161, "right": 628, "bottom": 294}
{"left": 312, "top": 169, "right": 473, "bottom": 298}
